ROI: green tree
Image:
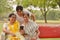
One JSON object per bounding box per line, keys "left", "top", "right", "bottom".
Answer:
{"left": 16, "top": 0, "right": 31, "bottom": 7}
{"left": 0, "top": 0, "right": 12, "bottom": 16}
{"left": 56, "top": 0, "right": 60, "bottom": 7}
{"left": 16, "top": 0, "right": 59, "bottom": 23}
{"left": 30, "top": 0, "right": 58, "bottom": 23}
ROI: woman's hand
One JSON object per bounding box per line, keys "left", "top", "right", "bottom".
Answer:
{"left": 20, "top": 30, "right": 25, "bottom": 35}
{"left": 31, "top": 37, "right": 37, "bottom": 40}
{"left": 9, "top": 32, "right": 16, "bottom": 37}
{"left": 11, "top": 33, "right": 16, "bottom": 37}
{"left": 31, "top": 38, "right": 36, "bottom": 40}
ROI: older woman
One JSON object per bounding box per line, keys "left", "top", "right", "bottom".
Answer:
{"left": 23, "top": 14, "right": 40, "bottom": 40}
{"left": 2, "top": 13, "right": 25, "bottom": 40}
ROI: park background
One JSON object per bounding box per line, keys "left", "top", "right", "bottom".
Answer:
{"left": 0, "top": 0, "right": 60, "bottom": 40}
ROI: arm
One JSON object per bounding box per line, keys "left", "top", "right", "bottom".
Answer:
{"left": 3, "top": 28, "right": 16, "bottom": 36}
{"left": 31, "top": 14, "right": 36, "bottom": 21}
{"left": 23, "top": 9, "right": 36, "bottom": 21}
{"left": 3, "top": 23, "right": 16, "bottom": 36}
{"left": 35, "top": 30, "right": 40, "bottom": 38}
{"left": 31, "top": 22, "right": 39, "bottom": 40}
{"left": 31, "top": 30, "right": 40, "bottom": 40}
{"left": 3, "top": 28, "right": 9, "bottom": 34}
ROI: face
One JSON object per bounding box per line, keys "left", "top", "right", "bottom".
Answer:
{"left": 24, "top": 14, "right": 29, "bottom": 22}
{"left": 17, "top": 10, "right": 23, "bottom": 16}
{"left": 9, "top": 15, "right": 16, "bottom": 23}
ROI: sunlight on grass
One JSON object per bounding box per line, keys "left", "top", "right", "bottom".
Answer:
{"left": 36, "top": 20, "right": 60, "bottom": 24}
{"left": 0, "top": 23, "right": 3, "bottom": 33}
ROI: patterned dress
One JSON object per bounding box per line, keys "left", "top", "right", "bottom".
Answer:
{"left": 24, "top": 20, "right": 39, "bottom": 40}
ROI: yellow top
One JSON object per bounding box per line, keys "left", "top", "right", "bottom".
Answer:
{"left": 8, "top": 21, "right": 20, "bottom": 34}
{"left": 4, "top": 21, "right": 25, "bottom": 40}
{"left": 7, "top": 21, "right": 20, "bottom": 40}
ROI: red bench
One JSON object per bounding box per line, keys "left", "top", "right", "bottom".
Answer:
{"left": 38, "top": 25, "right": 60, "bottom": 38}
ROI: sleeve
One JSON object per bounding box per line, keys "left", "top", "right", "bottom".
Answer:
{"left": 3, "top": 23, "right": 8, "bottom": 29}
{"left": 23, "top": 9, "right": 32, "bottom": 16}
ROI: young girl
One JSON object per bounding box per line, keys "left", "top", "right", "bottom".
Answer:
{"left": 2, "top": 13, "right": 24, "bottom": 40}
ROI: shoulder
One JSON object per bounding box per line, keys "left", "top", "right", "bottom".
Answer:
{"left": 3, "top": 23, "right": 8, "bottom": 28}
{"left": 15, "top": 21, "right": 19, "bottom": 24}
{"left": 3, "top": 23, "right": 8, "bottom": 26}
{"left": 29, "top": 20, "right": 38, "bottom": 26}
{"left": 29, "top": 20, "right": 36, "bottom": 23}
{"left": 23, "top": 9, "right": 32, "bottom": 16}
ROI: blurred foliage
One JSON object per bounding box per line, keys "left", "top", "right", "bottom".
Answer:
{"left": 32, "top": 10, "right": 60, "bottom": 20}
{"left": 0, "top": 0, "right": 60, "bottom": 22}
{"left": 0, "top": 0, "right": 12, "bottom": 16}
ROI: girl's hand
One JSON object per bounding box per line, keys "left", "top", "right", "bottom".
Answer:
{"left": 11, "top": 34, "right": 16, "bottom": 37}
{"left": 9, "top": 32, "right": 16, "bottom": 37}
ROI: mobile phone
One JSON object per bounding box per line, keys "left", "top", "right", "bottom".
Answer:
{"left": 20, "top": 26, "right": 24, "bottom": 30}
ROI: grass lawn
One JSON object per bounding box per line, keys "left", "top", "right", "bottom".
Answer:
{"left": 0, "top": 23, "right": 3, "bottom": 34}
{"left": 36, "top": 20, "right": 60, "bottom": 24}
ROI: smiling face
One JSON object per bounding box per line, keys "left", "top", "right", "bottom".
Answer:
{"left": 16, "top": 6, "right": 23, "bottom": 16}
{"left": 9, "top": 14, "right": 16, "bottom": 23}
{"left": 23, "top": 14, "right": 29, "bottom": 23}
{"left": 17, "top": 10, "right": 23, "bottom": 16}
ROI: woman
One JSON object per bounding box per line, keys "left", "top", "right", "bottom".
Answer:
{"left": 2, "top": 13, "right": 25, "bottom": 40}
{"left": 23, "top": 14, "right": 40, "bottom": 40}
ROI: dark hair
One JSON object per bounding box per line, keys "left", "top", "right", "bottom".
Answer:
{"left": 27, "top": 13, "right": 29, "bottom": 17}
{"left": 16, "top": 6, "right": 23, "bottom": 11}
{"left": 9, "top": 13, "right": 16, "bottom": 18}
{"left": 20, "top": 26, "right": 24, "bottom": 30}
{"left": 23, "top": 13, "right": 29, "bottom": 18}
{"left": 24, "top": 13, "right": 29, "bottom": 17}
